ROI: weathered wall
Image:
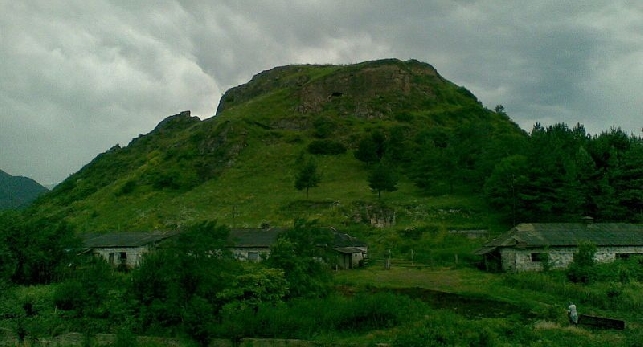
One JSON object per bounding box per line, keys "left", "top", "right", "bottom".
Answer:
{"left": 92, "top": 246, "right": 148, "bottom": 268}
{"left": 231, "top": 247, "right": 271, "bottom": 262}
{"left": 500, "top": 246, "right": 643, "bottom": 272}
{"left": 334, "top": 248, "right": 367, "bottom": 269}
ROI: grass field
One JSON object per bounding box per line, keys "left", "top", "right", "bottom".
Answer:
{"left": 332, "top": 264, "right": 643, "bottom": 346}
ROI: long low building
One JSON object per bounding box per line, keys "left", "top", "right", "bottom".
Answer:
{"left": 228, "top": 227, "right": 368, "bottom": 269}
{"left": 82, "top": 227, "right": 368, "bottom": 270}
{"left": 82, "top": 231, "right": 179, "bottom": 269}
{"left": 476, "top": 223, "right": 643, "bottom": 272}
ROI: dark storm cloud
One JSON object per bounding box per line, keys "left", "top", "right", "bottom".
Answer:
{"left": 1, "top": 0, "right": 642, "bottom": 184}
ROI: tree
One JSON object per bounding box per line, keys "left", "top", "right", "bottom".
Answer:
{"left": 294, "top": 158, "right": 321, "bottom": 198}
{"left": 383, "top": 125, "right": 411, "bottom": 164}
{"left": 567, "top": 241, "right": 597, "bottom": 284}
{"left": 483, "top": 155, "right": 529, "bottom": 225}
{"left": 354, "top": 130, "right": 387, "bottom": 165}
{"left": 0, "top": 212, "right": 79, "bottom": 285}
{"left": 217, "top": 267, "right": 288, "bottom": 313}
{"left": 129, "top": 220, "right": 241, "bottom": 342}
{"left": 266, "top": 219, "right": 333, "bottom": 298}
{"left": 368, "top": 163, "right": 398, "bottom": 198}
{"left": 53, "top": 256, "right": 117, "bottom": 317}
{"left": 409, "top": 130, "right": 442, "bottom": 192}
{"left": 354, "top": 136, "right": 379, "bottom": 165}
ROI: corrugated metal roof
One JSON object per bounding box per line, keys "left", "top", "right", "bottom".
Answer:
{"left": 478, "top": 223, "right": 643, "bottom": 254}
{"left": 83, "top": 231, "right": 179, "bottom": 248}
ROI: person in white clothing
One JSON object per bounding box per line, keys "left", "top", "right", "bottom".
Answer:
{"left": 568, "top": 302, "right": 578, "bottom": 325}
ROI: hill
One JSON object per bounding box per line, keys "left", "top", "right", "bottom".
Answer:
{"left": 0, "top": 169, "right": 48, "bottom": 210}
{"left": 32, "top": 59, "right": 526, "bottom": 232}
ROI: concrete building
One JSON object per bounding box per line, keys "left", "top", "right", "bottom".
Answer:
{"left": 82, "top": 231, "right": 178, "bottom": 269}
{"left": 476, "top": 223, "right": 643, "bottom": 272}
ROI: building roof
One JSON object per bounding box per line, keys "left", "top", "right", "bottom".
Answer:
{"left": 334, "top": 246, "right": 367, "bottom": 254}
{"left": 333, "top": 232, "right": 368, "bottom": 248}
{"left": 83, "top": 227, "right": 367, "bottom": 251}
{"left": 476, "top": 223, "right": 643, "bottom": 255}
{"left": 83, "top": 231, "right": 179, "bottom": 248}
{"left": 228, "top": 228, "right": 284, "bottom": 248}
{"left": 228, "top": 228, "right": 368, "bottom": 251}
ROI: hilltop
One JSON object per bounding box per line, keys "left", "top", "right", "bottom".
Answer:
{"left": 32, "top": 59, "right": 526, "bottom": 232}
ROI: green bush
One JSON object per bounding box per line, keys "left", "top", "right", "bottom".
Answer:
{"left": 566, "top": 241, "right": 597, "bottom": 284}
{"left": 307, "top": 139, "right": 347, "bottom": 155}
{"left": 116, "top": 179, "right": 137, "bottom": 196}
{"left": 53, "top": 257, "right": 114, "bottom": 318}
{"left": 216, "top": 293, "right": 422, "bottom": 339}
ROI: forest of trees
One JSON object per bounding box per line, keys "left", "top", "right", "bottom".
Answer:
{"left": 351, "top": 119, "right": 643, "bottom": 225}
{"left": 484, "top": 123, "right": 643, "bottom": 224}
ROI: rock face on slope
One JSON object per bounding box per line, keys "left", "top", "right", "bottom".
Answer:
{"left": 217, "top": 59, "right": 469, "bottom": 120}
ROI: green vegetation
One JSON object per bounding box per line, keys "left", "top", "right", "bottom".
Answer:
{"left": 294, "top": 156, "right": 322, "bottom": 198}
{"left": 367, "top": 163, "right": 399, "bottom": 198}
{"left": 4, "top": 59, "right": 643, "bottom": 345}
{"left": 28, "top": 59, "right": 528, "bottom": 232}
{"left": 2, "top": 218, "right": 643, "bottom": 345}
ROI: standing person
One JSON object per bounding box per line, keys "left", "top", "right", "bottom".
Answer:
{"left": 568, "top": 302, "right": 578, "bottom": 325}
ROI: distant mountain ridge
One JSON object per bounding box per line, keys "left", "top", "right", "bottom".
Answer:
{"left": 0, "top": 169, "right": 48, "bottom": 209}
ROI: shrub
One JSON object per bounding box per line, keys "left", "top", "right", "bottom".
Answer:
{"left": 307, "top": 140, "right": 347, "bottom": 155}
{"left": 394, "top": 112, "right": 413, "bottom": 122}
{"left": 116, "top": 179, "right": 137, "bottom": 196}
{"left": 566, "top": 241, "right": 597, "bottom": 284}
{"left": 312, "top": 117, "right": 335, "bottom": 138}
{"left": 216, "top": 293, "right": 421, "bottom": 339}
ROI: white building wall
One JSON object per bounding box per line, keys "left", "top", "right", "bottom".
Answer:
{"left": 501, "top": 246, "right": 643, "bottom": 272}
{"left": 93, "top": 246, "right": 149, "bottom": 268}
{"left": 232, "top": 247, "right": 271, "bottom": 261}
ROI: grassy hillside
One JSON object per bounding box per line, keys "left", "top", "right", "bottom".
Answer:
{"left": 31, "top": 59, "right": 524, "bottom": 233}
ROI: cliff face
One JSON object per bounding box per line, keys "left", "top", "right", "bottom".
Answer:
{"left": 216, "top": 59, "right": 459, "bottom": 120}
{"left": 296, "top": 60, "right": 443, "bottom": 118}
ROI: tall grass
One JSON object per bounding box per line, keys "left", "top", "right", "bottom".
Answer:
{"left": 213, "top": 293, "right": 424, "bottom": 339}
{"left": 501, "top": 260, "right": 643, "bottom": 320}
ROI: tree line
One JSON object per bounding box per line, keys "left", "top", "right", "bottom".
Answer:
{"left": 484, "top": 123, "right": 643, "bottom": 224}
{"left": 296, "top": 112, "right": 643, "bottom": 224}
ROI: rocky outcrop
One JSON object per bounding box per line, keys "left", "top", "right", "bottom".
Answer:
{"left": 216, "top": 59, "right": 447, "bottom": 120}
{"left": 296, "top": 60, "right": 440, "bottom": 117}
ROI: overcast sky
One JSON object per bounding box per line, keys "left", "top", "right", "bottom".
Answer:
{"left": 2, "top": 1, "right": 642, "bottom": 185}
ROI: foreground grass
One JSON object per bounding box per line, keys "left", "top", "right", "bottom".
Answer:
{"left": 332, "top": 266, "right": 643, "bottom": 346}
{"left": 4, "top": 264, "right": 643, "bottom": 346}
